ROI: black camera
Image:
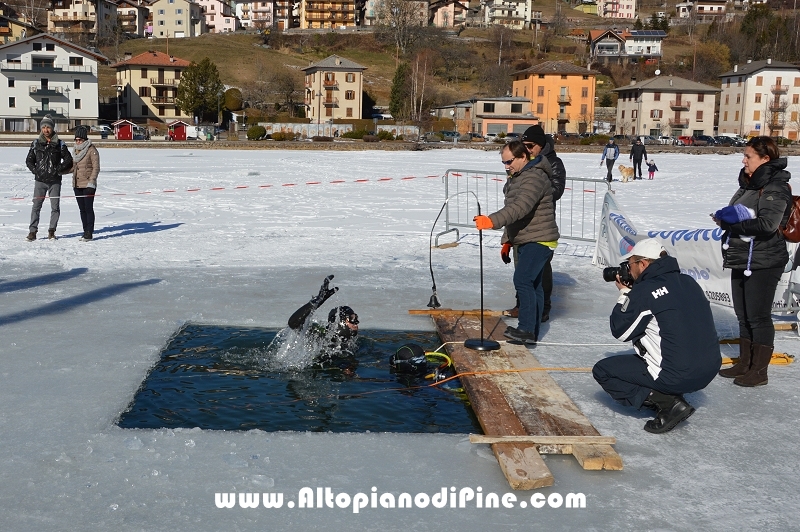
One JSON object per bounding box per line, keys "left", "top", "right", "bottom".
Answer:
{"left": 603, "top": 261, "right": 634, "bottom": 287}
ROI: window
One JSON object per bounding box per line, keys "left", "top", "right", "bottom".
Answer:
{"left": 736, "top": 94, "right": 741, "bottom": 104}
{"left": 581, "top": 87, "right": 588, "bottom": 98}
{"left": 756, "top": 76, "right": 763, "bottom": 86}
{"left": 755, "top": 93, "right": 762, "bottom": 103}
{"left": 6, "top": 53, "right": 20, "bottom": 63}
{"left": 632, "top": 110, "right": 637, "bottom": 119}
{"left": 650, "top": 109, "right": 662, "bottom": 119}
{"left": 581, "top": 104, "right": 588, "bottom": 115}
{"left": 737, "top": 77, "right": 742, "bottom": 86}
{"left": 74, "top": 79, "right": 80, "bottom": 89}
{"left": 511, "top": 103, "right": 522, "bottom": 113}
{"left": 697, "top": 93, "right": 704, "bottom": 102}
{"left": 346, "top": 108, "right": 353, "bottom": 117}
{"left": 538, "top": 74, "right": 545, "bottom": 79}
{"left": 724, "top": 111, "right": 728, "bottom": 121}
{"left": 795, "top": 77, "right": 800, "bottom": 87}
{"left": 141, "top": 68, "right": 147, "bottom": 78}
{"left": 325, "top": 107, "right": 332, "bottom": 117}
{"left": 46, "top": 43, "right": 54, "bottom": 51}
{"left": 175, "top": 69, "right": 181, "bottom": 78}
{"left": 7, "top": 78, "right": 13, "bottom": 88}
{"left": 561, "top": 75, "right": 567, "bottom": 79}
{"left": 726, "top": 79, "right": 730, "bottom": 88}
{"left": 483, "top": 103, "right": 495, "bottom": 113}
{"left": 176, "top": 8, "right": 183, "bottom": 13}
{"left": 158, "top": 106, "right": 165, "bottom": 116}
{"left": 138, "top": 86, "right": 151, "bottom": 97}
{"left": 159, "top": 20, "right": 165, "bottom": 25}
{"left": 142, "top": 105, "right": 149, "bottom": 115}
{"left": 537, "top": 86, "right": 544, "bottom": 97}
{"left": 69, "top": 57, "right": 83, "bottom": 66}
{"left": 794, "top": 94, "right": 799, "bottom": 105}
{"left": 9, "top": 97, "right": 15, "bottom": 108}
{"left": 725, "top": 94, "right": 729, "bottom": 105}
{"left": 654, "top": 92, "right": 660, "bottom": 101}
{"left": 696, "top": 110, "right": 703, "bottom": 121}
{"left": 621, "top": 110, "right": 625, "bottom": 118}
{"left": 176, "top": 19, "right": 183, "bottom": 25}
{"left": 754, "top": 110, "right": 760, "bottom": 120}
{"left": 583, "top": 75, "right": 589, "bottom": 80}
{"left": 536, "top": 103, "right": 543, "bottom": 114}
{"left": 158, "top": 9, "right": 164, "bottom": 14}
{"left": 345, "top": 90, "right": 355, "bottom": 100}
{"left": 33, "top": 43, "right": 42, "bottom": 51}
{"left": 793, "top": 111, "right": 798, "bottom": 122}
{"left": 735, "top": 111, "right": 739, "bottom": 121}
{"left": 346, "top": 73, "right": 355, "bottom": 83}
{"left": 74, "top": 99, "right": 81, "bottom": 109}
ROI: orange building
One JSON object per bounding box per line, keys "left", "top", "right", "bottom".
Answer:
{"left": 511, "top": 61, "right": 599, "bottom": 134}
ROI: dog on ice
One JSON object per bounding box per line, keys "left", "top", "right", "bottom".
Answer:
{"left": 618, "top": 164, "right": 635, "bottom": 183}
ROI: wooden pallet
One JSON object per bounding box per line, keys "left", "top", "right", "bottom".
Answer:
{"left": 418, "top": 310, "right": 622, "bottom": 490}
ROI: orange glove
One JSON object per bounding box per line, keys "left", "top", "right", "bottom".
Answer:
{"left": 474, "top": 215, "right": 493, "bottom": 230}
{"left": 501, "top": 242, "right": 512, "bottom": 264}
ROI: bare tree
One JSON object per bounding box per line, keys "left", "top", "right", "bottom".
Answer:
{"left": 374, "top": 0, "right": 427, "bottom": 56}
{"left": 5, "top": 0, "right": 49, "bottom": 28}
{"left": 489, "top": 24, "right": 514, "bottom": 65}
{"left": 270, "top": 66, "right": 302, "bottom": 117}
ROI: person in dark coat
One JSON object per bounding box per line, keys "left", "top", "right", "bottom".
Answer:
{"left": 593, "top": 239, "right": 721, "bottom": 434}
{"left": 629, "top": 138, "right": 648, "bottom": 179}
{"left": 503, "top": 126, "right": 566, "bottom": 322}
{"left": 600, "top": 138, "right": 619, "bottom": 182}
{"left": 475, "top": 140, "right": 559, "bottom": 344}
{"left": 25, "top": 115, "right": 73, "bottom": 241}
{"left": 713, "top": 136, "right": 791, "bottom": 387}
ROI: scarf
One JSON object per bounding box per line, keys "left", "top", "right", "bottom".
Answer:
{"left": 38, "top": 132, "right": 60, "bottom": 144}
{"left": 72, "top": 139, "right": 93, "bottom": 164}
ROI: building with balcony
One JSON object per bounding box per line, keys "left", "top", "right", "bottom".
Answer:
{"left": 195, "top": 0, "right": 237, "bottom": 33}
{"left": 511, "top": 60, "right": 599, "bottom": 134}
{"left": 111, "top": 50, "right": 191, "bottom": 122}
{"left": 481, "top": 0, "right": 535, "bottom": 29}
{"left": 302, "top": 54, "right": 365, "bottom": 123}
{"left": 596, "top": 0, "right": 636, "bottom": 19}
{"left": 149, "top": 0, "right": 205, "bottom": 38}
{"left": 431, "top": 97, "right": 537, "bottom": 136}
{"left": 0, "top": 9, "right": 42, "bottom": 44}
{"left": 274, "top": 0, "right": 299, "bottom": 30}
{"left": 48, "top": 0, "right": 119, "bottom": 45}
{"left": 718, "top": 58, "right": 800, "bottom": 140}
{"left": 0, "top": 33, "right": 106, "bottom": 132}
{"left": 589, "top": 28, "right": 666, "bottom": 65}
{"left": 676, "top": 0, "right": 727, "bottom": 22}
{"left": 613, "top": 75, "right": 720, "bottom": 137}
{"left": 116, "top": 0, "right": 150, "bottom": 37}
{"left": 429, "top": 0, "right": 469, "bottom": 27}
{"left": 300, "top": 0, "right": 359, "bottom": 30}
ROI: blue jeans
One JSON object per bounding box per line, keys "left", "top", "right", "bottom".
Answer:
{"left": 514, "top": 242, "right": 553, "bottom": 338}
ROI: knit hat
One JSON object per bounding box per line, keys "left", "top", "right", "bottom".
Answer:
{"left": 521, "top": 125, "right": 547, "bottom": 147}
{"left": 40, "top": 115, "right": 55, "bottom": 129}
{"left": 74, "top": 125, "right": 89, "bottom": 140}
{"left": 717, "top": 204, "right": 756, "bottom": 276}
{"left": 621, "top": 238, "right": 666, "bottom": 261}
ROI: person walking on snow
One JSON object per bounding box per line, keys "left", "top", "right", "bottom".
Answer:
{"left": 25, "top": 115, "right": 72, "bottom": 241}
{"left": 647, "top": 160, "right": 658, "bottom": 180}
{"left": 629, "top": 138, "right": 648, "bottom": 180}
{"left": 600, "top": 138, "right": 619, "bottom": 183}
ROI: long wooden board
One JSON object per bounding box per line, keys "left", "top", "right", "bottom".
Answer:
{"left": 430, "top": 312, "right": 622, "bottom": 488}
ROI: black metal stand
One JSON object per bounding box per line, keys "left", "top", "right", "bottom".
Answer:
{"left": 464, "top": 211, "right": 500, "bottom": 352}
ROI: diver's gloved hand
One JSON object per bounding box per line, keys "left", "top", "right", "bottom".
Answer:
{"left": 310, "top": 274, "right": 338, "bottom": 308}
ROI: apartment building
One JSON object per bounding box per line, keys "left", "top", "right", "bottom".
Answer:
{"left": 48, "top": 0, "right": 118, "bottom": 44}
{"left": 676, "top": 0, "right": 728, "bottom": 21}
{"left": 0, "top": 14, "right": 41, "bottom": 44}
{"left": 195, "top": 0, "right": 237, "bottom": 33}
{"left": 511, "top": 60, "right": 598, "bottom": 134}
{"left": 718, "top": 59, "right": 800, "bottom": 140}
{"left": 0, "top": 33, "right": 106, "bottom": 131}
{"left": 596, "top": 0, "right": 636, "bottom": 19}
{"left": 302, "top": 54, "right": 365, "bottom": 122}
{"left": 589, "top": 29, "right": 666, "bottom": 65}
{"left": 117, "top": 0, "right": 151, "bottom": 37}
{"left": 112, "top": 50, "right": 191, "bottom": 122}
{"left": 613, "top": 75, "right": 720, "bottom": 137}
{"left": 429, "top": 0, "right": 470, "bottom": 27}
{"left": 482, "top": 0, "right": 536, "bottom": 30}
{"left": 432, "top": 97, "right": 537, "bottom": 135}
{"left": 149, "top": 0, "right": 205, "bottom": 38}
{"left": 300, "top": 0, "right": 357, "bottom": 29}
{"left": 274, "top": 0, "right": 298, "bottom": 30}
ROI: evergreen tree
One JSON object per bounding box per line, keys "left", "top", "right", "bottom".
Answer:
{"left": 176, "top": 58, "right": 225, "bottom": 123}
{"left": 389, "top": 62, "right": 411, "bottom": 121}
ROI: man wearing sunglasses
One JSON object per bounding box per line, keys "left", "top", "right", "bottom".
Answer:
{"left": 592, "top": 238, "right": 720, "bottom": 434}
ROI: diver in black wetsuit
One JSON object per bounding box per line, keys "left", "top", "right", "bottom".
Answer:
{"left": 288, "top": 275, "right": 360, "bottom": 361}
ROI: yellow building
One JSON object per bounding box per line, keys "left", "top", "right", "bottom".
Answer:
{"left": 512, "top": 61, "right": 599, "bottom": 134}
{"left": 302, "top": 54, "right": 366, "bottom": 124}
{"left": 0, "top": 14, "right": 41, "bottom": 44}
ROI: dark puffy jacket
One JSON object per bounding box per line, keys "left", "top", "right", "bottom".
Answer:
{"left": 541, "top": 135, "right": 566, "bottom": 201}
{"left": 629, "top": 143, "right": 647, "bottom": 161}
{"left": 26, "top": 134, "right": 73, "bottom": 185}
{"left": 489, "top": 155, "right": 559, "bottom": 246}
{"left": 721, "top": 158, "right": 791, "bottom": 271}
{"left": 610, "top": 255, "right": 721, "bottom": 386}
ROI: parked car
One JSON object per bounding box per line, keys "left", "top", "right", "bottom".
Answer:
{"left": 612, "top": 134, "right": 630, "bottom": 144}
{"left": 640, "top": 135, "right": 659, "bottom": 145}
{"left": 504, "top": 132, "right": 521, "bottom": 141}
{"left": 439, "top": 130, "right": 459, "bottom": 141}
{"left": 677, "top": 135, "right": 695, "bottom": 146}
{"left": 658, "top": 135, "right": 677, "bottom": 145}
{"left": 459, "top": 132, "right": 485, "bottom": 142}
{"left": 694, "top": 135, "right": 716, "bottom": 146}
{"left": 484, "top": 132, "right": 498, "bottom": 142}
{"left": 91, "top": 125, "right": 112, "bottom": 134}
{"left": 714, "top": 136, "right": 738, "bottom": 147}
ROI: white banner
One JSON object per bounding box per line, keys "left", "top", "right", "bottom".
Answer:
{"left": 592, "top": 191, "right": 798, "bottom": 312}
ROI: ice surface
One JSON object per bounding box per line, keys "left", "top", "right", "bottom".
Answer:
{"left": 0, "top": 147, "right": 798, "bottom": 530}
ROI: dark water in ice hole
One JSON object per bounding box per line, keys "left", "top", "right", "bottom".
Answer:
{"left": 117, "top": 324, "right": 482, "bottom": 433}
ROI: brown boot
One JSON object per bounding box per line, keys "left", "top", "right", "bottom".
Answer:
{"left": 719, "top": 337, "right": 752, "bottom": 378}
{"left": 48, "top": 229, "right": 56, "bottom": 240}
{"left": 734, "top": 343, "right": 772, "bottom": 387}
{"left": 503, "top": 306, "right": 519, "bottom": 318}
{"left": 26, "top": 231, "right": 36, "bottom": 241}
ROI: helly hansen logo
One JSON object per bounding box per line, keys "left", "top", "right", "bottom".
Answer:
{"left": 652, "top": 287, "right": 669, "bottom": 298}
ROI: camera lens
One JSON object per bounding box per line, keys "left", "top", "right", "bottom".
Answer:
{"left": 603, "top": 267, "right": 620, "bottom": 283}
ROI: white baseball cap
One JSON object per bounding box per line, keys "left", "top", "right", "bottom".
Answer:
{"left": 622, "top": 238, "right": 666, "bottom": 261}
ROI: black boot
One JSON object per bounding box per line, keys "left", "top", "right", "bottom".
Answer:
{"left": 26, "top": 231, "right": 36, "bottom": 241}
{"left": 643, "top": 390, "right": 695, "bottom": 434}
{"left": 719, "top": 338, "right": 752, "bottom": 378}
{"left": 734, "top": 343, "right": 772, "bottom": 387}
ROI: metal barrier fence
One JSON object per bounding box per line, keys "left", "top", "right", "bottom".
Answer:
{"left": 436, "top": 168, "right": 611, "bottom": 246}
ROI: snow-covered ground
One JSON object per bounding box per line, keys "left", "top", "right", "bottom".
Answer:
{"left": 0, "top": 147, "right": 798, "bottom": 531}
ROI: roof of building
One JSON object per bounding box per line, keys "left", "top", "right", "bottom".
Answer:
{"left": 301, "top": 55, "right": 366, "bottom": 72}
{"left": 612, "top": 75, "right": 721, "bottom": 93}
{"left": 110, "top": 50, "right": 191, "bottom": 68}
{"left": 0, "top": 32, "right": 107, "bottom": 62}
{"left": 718, "top": 59, "right": 800, "bottom": 77}
{"left": 514, "top": 60, "right": 598, "bottom": 76}
{"left": 589, "top": 29, "right": 667, "bottom": 42}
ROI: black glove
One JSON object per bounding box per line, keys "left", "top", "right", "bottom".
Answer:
{"left": 310, "top": 274, "right": 338, "bottom": 309}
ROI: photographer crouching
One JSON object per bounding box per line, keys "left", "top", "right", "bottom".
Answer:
{"left": 593, "top": 239, "right": 721, "bottom": 434}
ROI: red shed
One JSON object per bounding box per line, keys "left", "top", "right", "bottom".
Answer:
{"left": 112, "top": 119, "right": 136, "bottom": 141}
{"left": 167, "top": 120, "right": 191, "bottom": 141}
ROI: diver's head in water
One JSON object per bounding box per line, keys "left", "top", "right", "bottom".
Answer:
{"left": 327, "top": 306, "right": 359, "bottom": 339}
{"left": 389, "top": 343, "right": 429, "bottom": 376}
